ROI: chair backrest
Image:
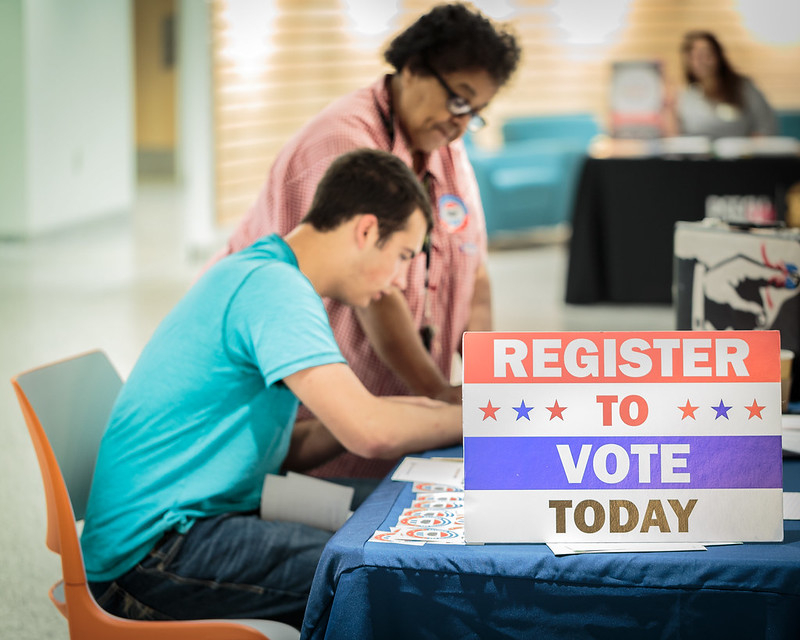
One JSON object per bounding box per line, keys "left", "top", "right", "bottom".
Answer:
{"left": 501, "top": 113, "right": 600, "bottom": 147}
{"left": 11, "top": 350, "right": 299, "bottom": 640}
{"left": 15, "top": 350, "right": 122, "bottom": 525}
{"left": 777, "top": 110, "right": 800, "bottom": 141}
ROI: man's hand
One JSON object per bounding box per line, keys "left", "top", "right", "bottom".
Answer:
{"left": 282, "top": 418, "right": 345, "bottom": 473}
{"left": 433, "top": 384, "right": 462, "bottom": 404}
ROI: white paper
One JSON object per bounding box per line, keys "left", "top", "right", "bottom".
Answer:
{"left": 782, "top": 414, "right": 800, "bottom": 455}
{"left": 547, "top": 542, "right": 708, "bottom": 556}
{"left": 784, "top": 492, "right": 800, "bottom": 520}
{"left": 783, "top": 415, "right": 800, "bottom": 431}
{"left": 465, "top": 488, "right": 783, "bottom": 544}
{"left": 259, "top": 472, "right": 354, "bottom": 531}
{"left": 391, "top": 457, "right": 464, "bottom": 488}
{"left": 368, "top": 529, "right": 425, "bottom": 545}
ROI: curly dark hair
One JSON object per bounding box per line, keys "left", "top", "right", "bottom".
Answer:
{"left": 681, "top": 30, "right": 744, "bottom": 107}
{"left": 384, "top": 3, "right": 521, "bottom": 87}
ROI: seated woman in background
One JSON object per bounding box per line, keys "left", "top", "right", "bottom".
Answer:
{"left": 669, "top": 30, "right": 777, "bottom": 138}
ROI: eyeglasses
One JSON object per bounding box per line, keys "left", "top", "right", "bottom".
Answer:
{"left": 427, "top": 66, "right": 487, "bottom": 133}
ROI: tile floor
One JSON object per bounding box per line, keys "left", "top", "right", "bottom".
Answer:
{"left": 0, "top": 179, "right": 673, "bottom": 639}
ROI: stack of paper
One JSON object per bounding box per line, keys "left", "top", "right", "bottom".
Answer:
{"left": 658, "top": 136, "right": 712, "bottom": 156}
{"left": 260, "top": 472, "right": 354, "bottom": 531}
{"left": 369, "top": 483, "right": 464, "bottom": 545}
{"left": 390, "top": 456, "right": 464, "bottom": 487}
{"left": 547, "top": 542, "right": 709, "bottom": 556}
{"left": 369, "top": 457, "right": 465, "bottom": 545}
{"left": 713, "top": 136, "right": 800, "bottom": 158}
{"left": 784, "top": 493, "right": 800, "bottom": 520}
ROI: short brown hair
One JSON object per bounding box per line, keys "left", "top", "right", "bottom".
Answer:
{"left": 302, "top": 149, "right": 432, "bottom": 244}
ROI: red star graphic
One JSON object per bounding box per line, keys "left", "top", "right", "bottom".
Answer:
{"left": 678, "top": 399, "right": 698, "bottom": 420}
{"left": 745, "top": 399, "right": 765, "bottom": 419}
{"left": 546, "top": 400, "right": 567, "bottom": 421}
{"left": 479, "top": 400, "right": 500, "bottom": 421}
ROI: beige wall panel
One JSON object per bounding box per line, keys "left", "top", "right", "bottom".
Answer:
{"left": 211, "top": 0, "right": 800, "bottom": 226}
{"left": 134, "top": 0, "right": 176, "bottom": 149}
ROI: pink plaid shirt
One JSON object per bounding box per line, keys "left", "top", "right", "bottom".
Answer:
{"left": 212, "top": 75, "right": 487, "bottom": 477}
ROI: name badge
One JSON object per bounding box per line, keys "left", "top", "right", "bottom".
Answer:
{"left": 438, "top": 194, "right": 468, "bottom": 233}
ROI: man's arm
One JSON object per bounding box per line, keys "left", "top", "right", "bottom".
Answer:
{"left": 283, "top": 395, "right": 452, "bottom": 471}
{"left": 283, "top": 363, "right": 462, "bottom": 460}
{"left": 355, "top": 288, "right": 461, "bottom": 403}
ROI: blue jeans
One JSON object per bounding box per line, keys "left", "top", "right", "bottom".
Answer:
{"left": 89, "top": 478, "right": 379, "bottom": 628}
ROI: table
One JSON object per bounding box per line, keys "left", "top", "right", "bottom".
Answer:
{"left": 565, "top": 156, "right": 800, "bottom": 304}
{"left": 302, "top": 446, "right": 800, "bottom": 640}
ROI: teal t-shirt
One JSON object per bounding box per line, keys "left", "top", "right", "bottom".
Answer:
{"left": 81, "top": 235, "right": 345, "bottom": 582}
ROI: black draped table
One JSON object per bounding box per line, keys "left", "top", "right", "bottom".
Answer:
{"left": 565, "top": 156, "right": 800, "bottom": 304}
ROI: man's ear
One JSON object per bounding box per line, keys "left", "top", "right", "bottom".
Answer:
{"left": 354, "top": 213, "right": 379, "bottom": 249}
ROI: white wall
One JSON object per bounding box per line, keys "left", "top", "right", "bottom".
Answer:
{"left": 178, "top": 0, "right": 217, "bottom": 254}
{"left": 0, "top": 0, "right": 134, "bottom": 239}
{"left": 0, "top": 1, "right": 27, "bottom": 237}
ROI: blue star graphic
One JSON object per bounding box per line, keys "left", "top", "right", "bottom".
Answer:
{"left": 712, "top": 399, "right": 732, "bottom": 420}
{"left": 512, "top": 400, "right": 533, "bottom": 421}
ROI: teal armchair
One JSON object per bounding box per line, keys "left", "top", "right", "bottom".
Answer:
{"left": 777, "top": 110, "right": 800, "bottom": 140}
{"left": 465, "top": 113, "right": 600, "bottom": 240}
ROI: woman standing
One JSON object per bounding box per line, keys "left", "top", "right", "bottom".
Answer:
{"left": 204, "top": 3, "right": 521, "bottom": 477}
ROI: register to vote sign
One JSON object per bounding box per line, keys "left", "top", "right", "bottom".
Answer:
{"left": 462, "top": 331, "right": 784, "bottom": 543}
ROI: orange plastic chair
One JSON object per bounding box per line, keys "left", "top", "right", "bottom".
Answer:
{"left": 11, "top": 350, "right": 300, "bottom": 640}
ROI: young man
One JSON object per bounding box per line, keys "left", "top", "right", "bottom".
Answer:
{"left": 81, "top": 149, "right": 462, "bottom": 628}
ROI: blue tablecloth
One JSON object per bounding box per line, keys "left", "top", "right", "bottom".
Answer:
{"left": 302, "top": 447, "right": 800, "bottom": 640}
